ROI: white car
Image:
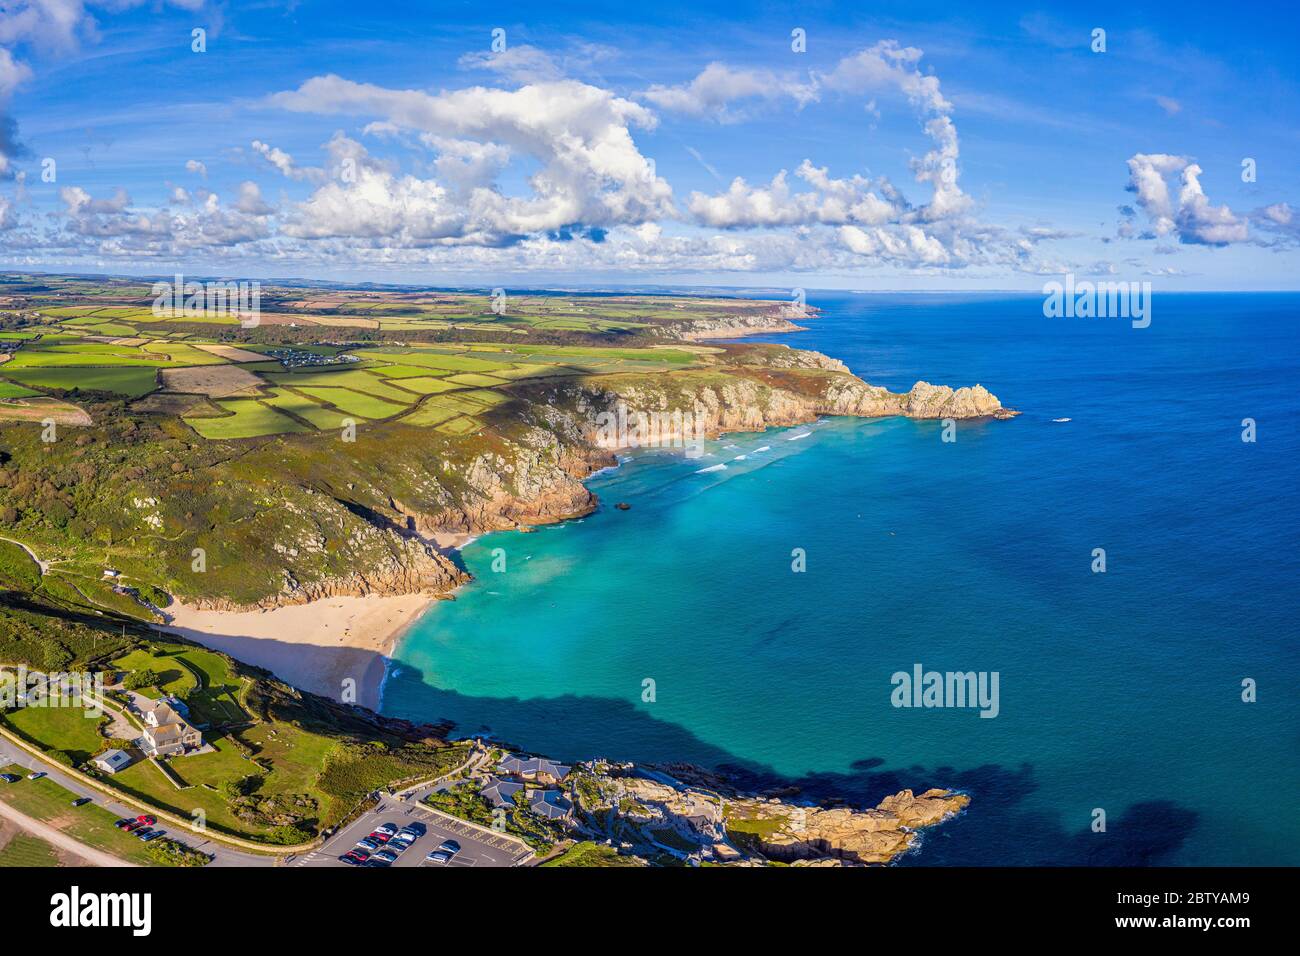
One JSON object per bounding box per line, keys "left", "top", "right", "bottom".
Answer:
{"left": 26, "top": 772, "right": 46, "bottom": 780}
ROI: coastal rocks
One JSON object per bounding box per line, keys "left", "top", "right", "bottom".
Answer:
{"left": 727, "top": 789, "right": 970, "bottom": 865}
{"left": 900, "top": 381, "right": 1015, "bottom": 420}
{"left": 567, "top": 760, "right": 969, "bottom": 866}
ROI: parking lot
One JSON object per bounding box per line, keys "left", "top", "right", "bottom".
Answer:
{"left": 292, "top": 793, "right": 533, "bottom": 868}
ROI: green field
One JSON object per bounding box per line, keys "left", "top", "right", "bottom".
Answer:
{"left": 444, "top": 373, "right": 509, "bottom": 387}
{"left": 1, "top": 704, "right": 107, "bottom": 764}
{"left": 267, "top": 369, "right": 417, "bottom": 403}
{"left": 291, "top": 387, "right": 408, "bottom": 419}
{"left": 110, "top": 648, "right": 200, "bottom": 697}
{"left": 183, "top": 399, "right": 310, "bottom": 439}
{"left": 386, "top": 375, "right": 464, "bottom": 396}
{"left": 436, "top": 415, "right": 483, "bottom": 436}
{"left": 3, "top": 366, "right": 159, "bottom": 397}
{"left": 363, "top": 363, "right": 447, "bottom": 379}
{"left": 396, "top": 404, "right": 460, "bottom": 427}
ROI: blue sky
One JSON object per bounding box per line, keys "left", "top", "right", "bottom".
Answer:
{"left": 1, "top": 0, "right": 1297, "bottom": 288}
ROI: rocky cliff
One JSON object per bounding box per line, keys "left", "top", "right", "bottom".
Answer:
{"left": 729, "top": 788, "right": 971, "bottom": 865}
{"left": 170, "top": 343, "right": 1014, "bottom": 611}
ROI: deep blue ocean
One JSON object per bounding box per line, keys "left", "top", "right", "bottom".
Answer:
{"left": 382, "top": 292, "right": 1300, "bottom": 865}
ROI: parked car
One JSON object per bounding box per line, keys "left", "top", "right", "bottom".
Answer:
{"left": 26, "top": 772, "right": 45, "bottom": 780}
{"left": 343, "top": 848, "right": 371, "bottom": 864}
{"left": 136, "top": 814, "right": 156, "bottom": 825}
{"left": 114, "top": 818, "right": 133, "bottom": 829}
{"left": 367, "top": 830, "right": 392, "bottom": 844}
{"left": 373, "top": 823, "right": 397, "bottom": 836}
{"left": 392, "top": 827, "right": 421, "bottom": 845}
{"left": 71, "top": 797, "right": 92, "bottom": 807}
{"left": 134, "top": 828, "right": 153, "bottom": 840}
{"left": 426, "top": 851, "right": 452, "bottom": 865}
{"left": 436, "top": 840, "right": 460, "bottom": 855}
{"left": 339, "top": 852, "right": 365, "bottom": 866}
{"left": 0, "top": 774, "right": 20, "bottom": 784}
{"left": 140, "top": 830, "right": 165, "bottom": 843}
{"left": 354, "top": 837, "right": 380, "bottom": 852}
{"left": 364, "top": 857, "right": 391, "bottom": 868}
{"left": 373, "top": 849, "right": 399, "bottom": 864}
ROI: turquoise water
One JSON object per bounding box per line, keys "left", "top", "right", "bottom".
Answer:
{"left": 383, "top": 293, "right": 1300, "bottom": 865}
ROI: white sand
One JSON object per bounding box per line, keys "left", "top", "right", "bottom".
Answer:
{"left": 165, "top": 593, "right": 436, "bottom": 710}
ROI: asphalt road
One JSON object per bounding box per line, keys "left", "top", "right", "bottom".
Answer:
{"left": 290, "top": 790, "right": 533, "bottom": 868}
{"left": 0, "top": 737, "right": 277, "bottom": 868}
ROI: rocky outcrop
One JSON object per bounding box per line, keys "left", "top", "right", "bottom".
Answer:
{"left": 728, "top": 788, "right": 970, "bottom": 865}
{"left": 662, "top": 305, "right": 809, "bottom": 340}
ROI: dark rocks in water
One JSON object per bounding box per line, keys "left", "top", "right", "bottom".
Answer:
{"left": 615, "top": 502, "right": 631, "bottom": 511}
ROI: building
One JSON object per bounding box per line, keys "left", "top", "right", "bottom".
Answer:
{"left": 497, "top": 753, "right": 571, "bottom": 784}
{"left": 479, "top": 776, "right": 525, "bottom": 809}
{"left": 527, "top": 789, "right": 573, "bottom": 821}
{"left": 92, "top": 749, "right": 133, "bottom": 775}
{"left": 139, "top": 699, "right": 203, "bottom": 757}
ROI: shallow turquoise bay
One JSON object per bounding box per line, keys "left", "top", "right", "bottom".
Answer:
{"left": 382, "top": 293, "right": 1300, "bottom": 865}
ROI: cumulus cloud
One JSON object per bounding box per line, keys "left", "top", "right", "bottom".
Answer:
{"left": 184, "top": 158, "right": 208, "bottom": 179}
{"left": 53, "top": 181, "right": 271, "bottom": 255}
{"left": 270, "top": 75, "right": 673, "bottom": 245}
{"left": 818, "top": 40, "right": 969, "bottom": 222}
{"left": 1124, "top": 153, "right": 1248, "bottom": 245}
{"left": 640, "top": 63, "right": 818, "bottom": 122}
{"left": 251, "top": 139, "right": 325, "bottom": 183}
{"left": 689, "top": 161, "right": 900, "bottom": 228}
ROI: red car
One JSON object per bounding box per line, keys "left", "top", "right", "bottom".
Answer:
{"left": 367, "top": 830, "right": 392, "bottom": 844}
{"left": 340, "top": 848, "right": 371, "bottom": 865}
{"left": 122, "top": 821, "right": 143, "bottom": 832}
{"left": 136, "top": 815, "right": 157, "bottom": 825}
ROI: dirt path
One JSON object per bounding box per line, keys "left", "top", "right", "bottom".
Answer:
{"left": 0, "top": 800, "right": 138, "bottom": 868}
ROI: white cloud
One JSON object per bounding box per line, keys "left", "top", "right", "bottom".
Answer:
{"left": 251, "top": 139, "right": 325, "bottom": 183}
{"left": 640, "top": 63, "right": 818, "bottom": 122}
{"left": 689, "top": 161, "right": 900, "bottom": 228}
{"left": 818, "top": 40, "right": 969, "bottom": 222}
{"left": 270, "top": 76, "right": 673, "bottom": 245}
{"left": 457, "top": 45, "right": 565, "bottom": 84}
{"left": 1124, "top": 153, "right": 1248, "bottom": 245}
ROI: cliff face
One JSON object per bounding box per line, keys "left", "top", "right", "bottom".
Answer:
{"left": 174, "top": 346, "right": 1015, "bottom": 610}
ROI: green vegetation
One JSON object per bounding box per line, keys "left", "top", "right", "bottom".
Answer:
{"left": 0, "top": 764, "right": 166, "bottom": 864}
{"left": 423, "top": 781, "right": 565, "bottom": 852}
{"left": 145, "top": 838, "right": 210, "bottom": 866}
{"left": 3, "top": 366, "right": 159, "bottom": 397}
{"left": 183, "top": 399, "right": 309, "bottom": 439}
{"left": 540, "top": 840, "right": 642, "bottom": 867}
{"left": 290, "top": 387, "right": 408, "bottom": 420}
{"left": 0, "top": 703, "right": 108, "bottom": 764}
{"left": 0, "top": 831, "right": 61, "bottom": 867}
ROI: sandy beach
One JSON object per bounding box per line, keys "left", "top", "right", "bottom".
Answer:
{"left": 165, "top": 593, "right": 436, "bottom": 711}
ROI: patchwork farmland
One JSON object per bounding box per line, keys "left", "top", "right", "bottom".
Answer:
{"left": 0, "top": 286, "right": 727, "bottom": 441}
